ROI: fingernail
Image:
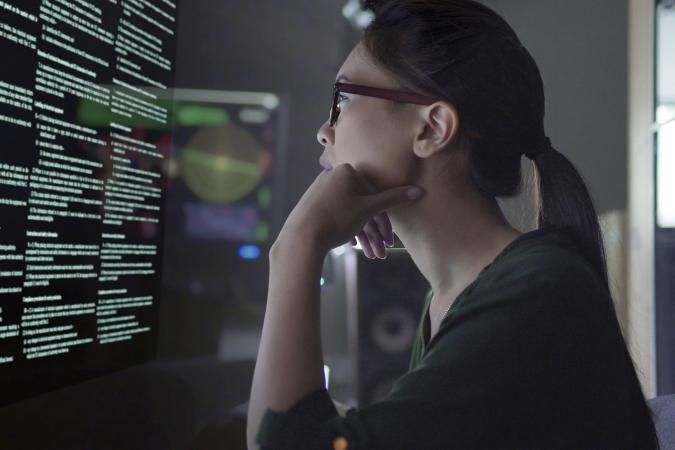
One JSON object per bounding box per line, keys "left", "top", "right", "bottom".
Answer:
{"left": 407, "top": 187, "right": 423, "bottom": 200}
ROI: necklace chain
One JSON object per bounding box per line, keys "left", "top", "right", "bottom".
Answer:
{"left": 440, "top": 301, "right": 453, "bottom": 322}
{"left": 431, "top": 293, "right": 454, "bottom": 324}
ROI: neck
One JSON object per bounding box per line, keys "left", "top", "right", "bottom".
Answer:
{"left": 388, "top": 166, "right": 522, "bottom": 318}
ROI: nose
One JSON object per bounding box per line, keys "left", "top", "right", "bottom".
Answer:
{"left": 316, "top": 119, "right": 334, "bottom": 147}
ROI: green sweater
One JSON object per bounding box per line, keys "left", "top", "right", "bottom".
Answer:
{"left": 256, "top": 225, "right": 657, "bottom": 449}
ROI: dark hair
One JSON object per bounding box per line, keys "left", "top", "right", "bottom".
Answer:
{"left": 360, "top": 0, "right": 660, "bottom": 448}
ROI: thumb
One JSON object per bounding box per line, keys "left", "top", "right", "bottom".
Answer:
{"left": 363, "top": 186, "right": 425, "bottom": 215}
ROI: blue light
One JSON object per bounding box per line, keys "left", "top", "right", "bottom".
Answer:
{"left": 238, "top": 245, "right": 261, "bottom": 260}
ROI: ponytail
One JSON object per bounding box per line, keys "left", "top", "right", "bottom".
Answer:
{"left": 531, "top": 145, "right": 609, "bottom": 291}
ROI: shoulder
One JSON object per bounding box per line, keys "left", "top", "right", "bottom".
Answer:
{"left": 495, "top": 228, "right": 602, "bottom": 286}
{"left": 465, "top": 228, "right": 609, "bottom": 312}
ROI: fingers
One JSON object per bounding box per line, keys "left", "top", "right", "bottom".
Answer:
{"left": 363, "top": 221, "right": 386, "bottom": 259}
{"left": 347, "top": 209, "right": 393, "bottom": 260}
{"left": 355, "top": 231, "right": 375, "bottom": 258}
{"left": 356, "top": 228, "right": 386, "bottom": 260}
{"left": 373, "top": 212, "right": 394, "bottom": 245}
{"left": 351, "top": 214, "right": 392, "bottom": 259}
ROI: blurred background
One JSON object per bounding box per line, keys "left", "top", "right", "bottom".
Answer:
{"left": 0, "top": 0, "right": 673, "bottom": 448}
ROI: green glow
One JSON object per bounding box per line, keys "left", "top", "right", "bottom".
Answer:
{"left": 77, "top": 98, "right": 175, "bottom": 130}
{"left": 177, "top": 105, "right": 230, "bottom": 126}
{"left": 255, "top": 222, "right": 269, "bottom": 242}
{"left": 182, "top": 148, "right": 262, "bottom": 177}
{"left": 257, "top": 186, "right": 272, "bottom": 208}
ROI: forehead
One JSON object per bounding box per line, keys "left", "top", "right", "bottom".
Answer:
{"left": 336, "top": 41, "right": 400, "bottom": 88}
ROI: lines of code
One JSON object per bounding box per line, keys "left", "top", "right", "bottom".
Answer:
{"left": 0, "top": 0, "right": 178, "bottom": 404}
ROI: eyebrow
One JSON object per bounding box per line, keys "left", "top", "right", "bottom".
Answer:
{"left": 335, "top": 74, "right": 352, "bottom": 83}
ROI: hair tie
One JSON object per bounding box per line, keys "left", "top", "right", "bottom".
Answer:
{"left": 524, "top": 136, "right": 551, "bottom": 160}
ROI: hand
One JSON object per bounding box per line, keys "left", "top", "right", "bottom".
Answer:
{"left": 348, "top": 177, "right": 396, "bottom": 259}
{"left": 278, "top": 164, "right": 424, "bottom": 255}
{"left": 349, "top": 212, "right": 394, "bottom": 259}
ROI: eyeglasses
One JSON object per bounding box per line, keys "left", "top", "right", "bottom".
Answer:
{"left": 329, "top": 81, "right": 441, "bottom": 127}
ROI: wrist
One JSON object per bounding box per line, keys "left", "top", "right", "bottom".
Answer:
{"left": 270, "top": 228, "right": 328, "bottom": 262}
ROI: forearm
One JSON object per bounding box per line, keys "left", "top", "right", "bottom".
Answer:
{"left": 246, "top": 234, "right": 328, "bottom": 450}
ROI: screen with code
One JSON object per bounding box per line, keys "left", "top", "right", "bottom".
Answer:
{"left": 0, "top": 0, "right": 179, "bottom": 405}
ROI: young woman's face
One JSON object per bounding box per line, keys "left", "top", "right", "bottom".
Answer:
{"left": 316, "top": 41, "right": 421, "bottom": 191}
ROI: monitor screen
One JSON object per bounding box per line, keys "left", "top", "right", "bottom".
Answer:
{"left": 0, "top": 0, "right": 179, "bottom": 405}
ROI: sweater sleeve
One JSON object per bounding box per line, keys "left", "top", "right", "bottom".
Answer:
{"left": 256, "top": 289, "right": 432, "bottom": 450}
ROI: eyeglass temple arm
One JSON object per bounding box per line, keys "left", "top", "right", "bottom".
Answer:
{"left": 335, "top": 82, "right": 438, "bottom": 105}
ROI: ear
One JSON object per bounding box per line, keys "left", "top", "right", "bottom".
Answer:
{"left": 411, "top": 101, "right": 460, "bottom": 159}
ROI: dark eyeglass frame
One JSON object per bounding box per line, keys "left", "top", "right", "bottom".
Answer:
{"left": 329, "top": 81, "right": 441, "bottom": 127}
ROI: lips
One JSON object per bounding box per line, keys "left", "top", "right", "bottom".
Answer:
{"left": 319, "top": 157, "right": 333, "bottom": 170}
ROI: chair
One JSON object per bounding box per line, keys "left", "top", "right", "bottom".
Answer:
{"left": 648, "top": 393, "right": 675, "bottom": 449}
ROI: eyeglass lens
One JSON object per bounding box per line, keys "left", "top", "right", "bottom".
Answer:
{"left": 330, "top": 86, "right": 339, "bottom": 126}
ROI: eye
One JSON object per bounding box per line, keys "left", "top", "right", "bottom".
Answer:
{"left": 337, "top": 94, "right": 349, "bottom": 106}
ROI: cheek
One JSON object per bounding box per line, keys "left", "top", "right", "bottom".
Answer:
{"left": 333, "top": 114, "right": 372, "bottom": 163}
{"left": 354, "top": 139, "right": 418, "bottom": 191}
{"left": 334, "top": 104, "right": 416, "bottom": 187}
{"left": 336, "top": 102, "right": 393, "bottom": 156}
{"left": 367, "top": 122, "right": 416, "bottom": 183}
{"left": 367, "top": 150, "right": 417, "bottom": 190}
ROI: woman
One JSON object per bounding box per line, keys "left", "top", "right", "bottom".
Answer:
{"left": 247, "top": 0, "right": 660, "bottom": 448}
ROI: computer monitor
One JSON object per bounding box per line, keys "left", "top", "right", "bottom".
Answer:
{"left": 0, "top": 0, "right": 180, "bottom": 405}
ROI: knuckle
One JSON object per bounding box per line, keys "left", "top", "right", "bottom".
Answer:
{"left": 364, "top": 229, "right": 378, "bottom": 240}
{"left": 363, "top": 222, "right": 376, "bottom": 234}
